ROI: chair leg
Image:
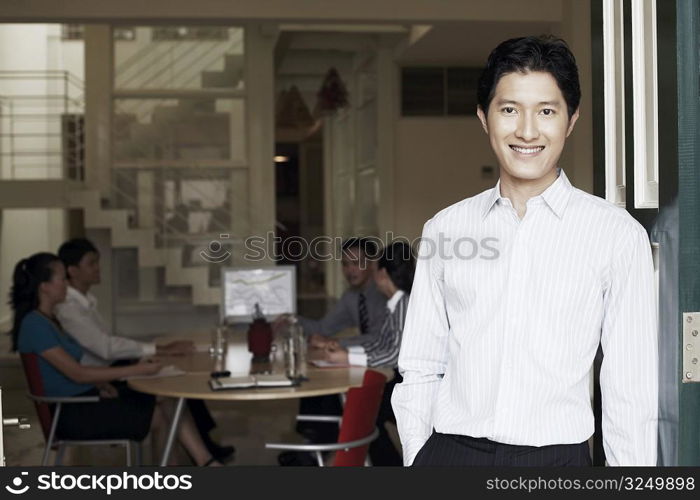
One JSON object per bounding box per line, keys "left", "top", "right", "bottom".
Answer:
{"left": 55, "top": 443, "right": 66, "bottom": 465}
{"left": 314, "top": 451, "right": 325, "bottom": 467}
{"left": 364, "top": 454, "right": 373, "bottom": 466}
{"left": 41, "top": 443, "right": 52, "bottom": 467}
{"left": 126, "top": 441, "right": 132, "bottom": 467}
{"left": 43, "top": 403, "right": 62, "bottom": 466}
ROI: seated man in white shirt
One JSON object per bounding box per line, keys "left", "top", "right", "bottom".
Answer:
{"left": 55, "top": 238, "right": 234, "bottom": 462}
{"left": 392, "top": 35, "right": 657, "bottom": 466}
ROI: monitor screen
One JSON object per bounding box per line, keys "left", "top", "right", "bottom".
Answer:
{"left": 220, "top": 266, "right": 296, "bottom": 323}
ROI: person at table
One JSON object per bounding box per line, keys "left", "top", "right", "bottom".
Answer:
{"left": 274, "top": 237, "right": 387, "bottom": 464}
{"left": 54, "top": 238, "right": 234, "bottom": 463}
{"left": 10, "top": 252, "right": 223, "bottom": 466}
{"left": 315, "top": 241, "right": 415, "bottom": 465}
{"left": 274, "top": 237, "right": 387, "bottom": 345}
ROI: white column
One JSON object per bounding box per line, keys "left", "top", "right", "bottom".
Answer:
{"left": 376, "top": 38, "right": 398, "bottom": 238}
{"left": 244, "top": 24, "right": 278, "bottom": 265}
{"left": 84, "top": 25, "right": 112, "bottom": 196}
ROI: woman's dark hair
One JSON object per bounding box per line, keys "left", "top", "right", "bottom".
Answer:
{"left": 378, "top": 241, "right": 415, "bottom": 294}
{"left": 58, "top": 238, "right": 99, "bottom": 272}
{"left": 477, "top": 35, "right": 581, "bottom": 119}
{"left": 9, "top": 252, "right": 61, "bottom": 351}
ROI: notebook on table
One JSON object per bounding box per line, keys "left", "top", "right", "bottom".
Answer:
{"left": 209, "top": 373, "right": 294, "bottom": 390}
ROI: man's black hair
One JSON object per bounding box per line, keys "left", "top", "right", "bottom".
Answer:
{"left": 58, "top": 238, "right": 99, "bottom": 270}
{"left": 341, "top": 237, "right": 380, "bottom": 260}
{"left": 477, "top": 35, "right": 581, "bottom": 119}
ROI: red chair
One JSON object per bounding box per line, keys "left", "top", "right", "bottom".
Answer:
{"left": 266, "top": 369, "right": 387, "bottom": 466}
{"left": 21, "top": 353, "right": 140, "bottom": 466}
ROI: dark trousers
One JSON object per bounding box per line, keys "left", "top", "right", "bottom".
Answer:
{"left": 413, "top": 432, "right": 592, "bottom": 467}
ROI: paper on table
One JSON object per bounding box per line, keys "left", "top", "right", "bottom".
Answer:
{"left": 121, "top": 364, "right": 186, "bottom": 380}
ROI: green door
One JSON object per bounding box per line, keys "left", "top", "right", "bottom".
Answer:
{"left": 674, "top": 0, "right": 700, "bottom": 466}
{"left": 593, "top": 0, "right": 700, "bottom": 466}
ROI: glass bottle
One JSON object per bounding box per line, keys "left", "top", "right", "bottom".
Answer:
{"left": 288, "top": 316, "right": 307, "bottom": 381}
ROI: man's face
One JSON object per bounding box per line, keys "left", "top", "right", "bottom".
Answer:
{"left": 477, "top": 71, "right": 579, "bottom": 185}
{"left": 68, "top": 251, "right": 101, "bottom": 286}
{"left": 341, "top": 247, "right": 374, "bottom": 288}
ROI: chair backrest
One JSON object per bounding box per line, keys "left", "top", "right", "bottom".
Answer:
{"left": 332, "top": 369, "right": 387, "bottom": 467}
{"left": 20, "top": 353, "right": 52, "bottom": 440}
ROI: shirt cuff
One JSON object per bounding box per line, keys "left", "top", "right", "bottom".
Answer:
{"left": 142, "top": 343, "right": 157, "bottom": 356}
{"left": 347, "top": 347, "right": 367, "bottom": 366}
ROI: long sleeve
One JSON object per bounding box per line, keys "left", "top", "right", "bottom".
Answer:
{"left": 298, "top": 291, "right": 355, "bottom": 337}
{"left": 360, "top": 296, "right": 408, "bottom": 368}
{"left": 55, "top": 300, "right": 154, "bottom": 365}
{"left": 600, "top": 222, "right": 658, "bottom": 466}
{"left": 391, "top": 219, "right": 451, "bottom": 465}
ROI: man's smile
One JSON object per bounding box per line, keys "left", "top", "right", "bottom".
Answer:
{"left": 509, "top": 145, "right": 545, "bottom": 156}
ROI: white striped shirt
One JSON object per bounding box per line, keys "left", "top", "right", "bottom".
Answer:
{"left": 347, "top": 290, "right": 409, "bottom": 367}
{"left": 392, "top": 170, "right": 658, "bottom": 466}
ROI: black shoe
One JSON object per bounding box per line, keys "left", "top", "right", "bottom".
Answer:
{"left": 206, "top": 442, "right": 235, "bottom": 462}
{"left": 277, "top": 451, "right": 318, "bottom": 466}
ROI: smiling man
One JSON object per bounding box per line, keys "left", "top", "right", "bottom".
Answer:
{"left": 392, "top": 36, "right": 658, "bottom": 466}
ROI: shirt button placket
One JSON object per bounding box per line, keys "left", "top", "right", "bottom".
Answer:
{"left": 493, "top": 208, "right": 532, "bottom": 442}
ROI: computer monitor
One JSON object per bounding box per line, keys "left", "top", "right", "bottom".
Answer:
{"left": 220, "top": 266, "right": 297, "bottom": 324}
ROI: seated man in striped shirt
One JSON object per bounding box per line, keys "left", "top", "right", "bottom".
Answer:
{"left": 392, "top": 35, "right": 657, "bottom": 467}
{"left": 319, "top": 241, "right": 415, "bottom": 465}
{"left": 320, "top": 241, "right": 414, "bottom": 369}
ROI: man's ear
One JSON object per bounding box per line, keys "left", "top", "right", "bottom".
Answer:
{"left": 65, "top": 264, "right": 76, "bottom": 281}
{"left": 566, "top": 108, "right": 580, "bottom": 137}
{"left": 476, "top": 106, "right": 489, "bottom": 134}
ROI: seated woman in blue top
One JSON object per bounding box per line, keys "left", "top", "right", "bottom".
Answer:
{"left": 11, "top": 252, "right": 223, "bottom": 466}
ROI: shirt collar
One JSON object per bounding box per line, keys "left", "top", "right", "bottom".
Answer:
{"left": 386, "top": 290, "right": 405, "bottom": 313}
{"left": 539, "top": 169, "right": 573, "bottom": 218}
{"left": 66, "top": 286, "right": 97, "bottom": 309}
{"left": 481, "top": 168, "right": 573, "bottom": 220}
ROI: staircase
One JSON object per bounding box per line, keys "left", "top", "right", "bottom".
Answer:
{"left": 67, "top": 188, "right": 221, "bottom": 305}
{"left": 1, "top": 30, "right": 246, "bottom": 307}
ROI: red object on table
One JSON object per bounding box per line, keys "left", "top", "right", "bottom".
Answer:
{"left": 247, "top": 317, "right": 273, "bottom": 357}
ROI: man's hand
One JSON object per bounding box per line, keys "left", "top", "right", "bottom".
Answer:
{"left": 323, "top": 345, "right": 349, "bottom": 365}
{"left": 309, "top": 334, "right": 340, "bottom": 350}
{"left": 157, "top": 340, "right": 195, "bottom": 356}
{"left": 97, "top": 383, "right": 118, "bottom": 399}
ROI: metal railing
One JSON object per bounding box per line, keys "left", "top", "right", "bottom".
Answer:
{"left": 0, "top": 71, "right": 85, "bottom": 180}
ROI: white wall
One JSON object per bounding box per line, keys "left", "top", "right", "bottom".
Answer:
{"left": 0, "top": 25, "right": 69, "bottom": 327}
{"left": 394, "top": 118, "right": 497, "bottom": 241}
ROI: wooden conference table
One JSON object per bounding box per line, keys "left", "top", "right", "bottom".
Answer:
{"left": 128, "top": 339, "right": 389, "bottom": 466}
